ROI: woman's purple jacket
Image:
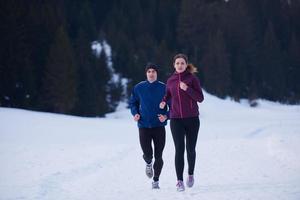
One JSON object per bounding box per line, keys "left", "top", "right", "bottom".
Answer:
{"left": 163, "top": 70, "right": 204, "bottom": 119}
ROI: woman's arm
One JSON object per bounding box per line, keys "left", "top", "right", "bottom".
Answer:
{"left": 160, "top": 85, "right": 171, "bottom": 109}
{"left": 185, "top": 76, "right": 204, "bottom": 102}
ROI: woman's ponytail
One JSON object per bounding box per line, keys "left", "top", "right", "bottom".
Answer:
{"left": 187, "top": 64, "right": 198, "bottom": 74}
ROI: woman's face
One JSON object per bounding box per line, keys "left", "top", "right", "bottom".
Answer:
{"left": 174, "top": 58, "right": 187, "bottom": 73}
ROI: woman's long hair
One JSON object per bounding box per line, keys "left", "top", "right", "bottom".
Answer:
{"left": 173, "top": 53, "right": 198, "bottom": 74}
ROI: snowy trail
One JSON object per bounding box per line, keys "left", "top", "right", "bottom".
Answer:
{"left": 1, "top": 94, "right": 300, "bottom": 200}
{"left": 36, "top": 146, "right": 136, "bottom": 200}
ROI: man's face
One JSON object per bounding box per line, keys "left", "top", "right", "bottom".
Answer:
{"left": 146, "top": 68, "right": 157, "bottom": 82}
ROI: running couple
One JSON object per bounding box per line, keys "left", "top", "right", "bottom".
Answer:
{"left": 129, "top": 53, "right": 204, "bottom": 191}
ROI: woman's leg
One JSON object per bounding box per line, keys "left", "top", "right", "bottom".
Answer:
{"left": 170, "top": 119, "right": 186, "bottom": 181}
{"left": 185, "top": 117, "right": 200, "bottom": 175}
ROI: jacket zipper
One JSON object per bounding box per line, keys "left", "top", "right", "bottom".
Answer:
{"left": 178, "top": 73, "right": 183, "bottom": 118}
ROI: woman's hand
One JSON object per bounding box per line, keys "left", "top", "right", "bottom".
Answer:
{"left": 179, "top": 81, "right": 188, "bottom": 91}
{"left": 133, "top": 114, "right": 140, "bottom": 121}
{"left": 159, "top": 101, "right": 166, "bottom": 109}
{"left": 158, "top": 114, "right": 167, "bottom": 122}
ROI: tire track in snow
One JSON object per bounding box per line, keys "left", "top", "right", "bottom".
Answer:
{"left": 189, "top": 181, "right": 300, "bottom": 198}
{"left": 245, "top": 125, "right": 271, "bottom": 138}
{"left": 35, "top": 146, "right": 135, "bottom": 199}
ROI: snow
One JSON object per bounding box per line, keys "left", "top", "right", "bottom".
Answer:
{"left": 1, "top": 91, "right": 300, "bottom": 200}
{"left": 91, "top": 40, "right": 129, "bottom": 100}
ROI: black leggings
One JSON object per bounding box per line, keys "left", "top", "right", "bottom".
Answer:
{"left": 170, "top": 117, "right": 200, "bottom": 181}
{"left": 139, "top": 126, "right": 166, "bottom": 181}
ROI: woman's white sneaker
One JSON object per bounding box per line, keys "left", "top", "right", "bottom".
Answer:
{"left": 186, "top": 175, "right": 194, "bottom": 188}
{"left": 176, "top": 180, "right": 185, "bottom": 192}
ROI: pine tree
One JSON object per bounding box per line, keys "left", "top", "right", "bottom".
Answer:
{"left": 287, "top": 32, "right": 300, "bottom": 103}
{"left": 155, "top": 0, "right": 181, "bottom": 48}
{"left": 28, "top": 1, "right": 67, "bottom": 110}
{"left": 261, "top": 22, "right": 285, "bottom": 101}
{"left": 74, "top": 27, "right": 99, "bottom": 116}
{"left": 94, "top": 50, "right": 111, "bottom": 116}
{"left": 202, "top": 29, "right": 231, "bottom": 98}
{"left": 90, "top": 0, "right": 114, "bottom": 30}
{"left": 223, "top": 0, "right": 260, "bottom": 100}
{"left": 154, "top": 40, "right": 173, "bottom": 81}
{"left": 177, "top": 0, "right": 206, "bottom": 60}
{"left": 0, "top": 0, "right": 36, "bottom": 108}
{"left": 72, "top": 0, "right": 110, "bottom": 116}
{"left": 41, "top": 26, "right": 77, "bottom": 114}
{"left": 177, "top": 0, "right": 223, "bottom": 63}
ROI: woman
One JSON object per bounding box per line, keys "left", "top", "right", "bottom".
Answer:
{"left": 160, "top": 53, "right": 204, "bottom": 192}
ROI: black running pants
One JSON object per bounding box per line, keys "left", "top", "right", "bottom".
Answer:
{"left": 139, "top": 126, "right": 166, "bottom": 181}
{"left": 170, "top": 117, "right": 200, "bottom": 181}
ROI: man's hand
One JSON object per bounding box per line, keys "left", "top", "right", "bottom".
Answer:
{"left": 158, "top": 114, "right": 167, "bottom": 122}
{"left": 159, "top": 101, "right": 166, "bottom": 109}
{"left": 133, "top": 114, "right": 140, "bottom": 121}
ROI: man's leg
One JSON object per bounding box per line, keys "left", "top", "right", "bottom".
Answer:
{"left": 139, "top": 128, "right": 153, "bottom": 164}
{"left": 152, "top": 126, "right": 166, "bottom": 182}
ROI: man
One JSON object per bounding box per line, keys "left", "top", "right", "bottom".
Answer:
{"left": 129, "top": 63, "right": 168, "bottom": 189}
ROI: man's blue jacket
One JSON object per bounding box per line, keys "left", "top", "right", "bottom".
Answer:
{"left": 129, "top": 80, "right": 168, "bottom": 128}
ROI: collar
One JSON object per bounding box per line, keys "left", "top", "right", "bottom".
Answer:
{"left": 174, "top": 70, "right": 189, "bottom": 76}
{"left": 146, "top": 80, "right": 158, "bottom": 84}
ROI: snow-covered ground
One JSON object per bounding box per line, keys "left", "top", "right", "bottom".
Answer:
{"left": 1, "top": 92, "right": 300, "bottom": 200}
